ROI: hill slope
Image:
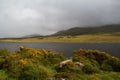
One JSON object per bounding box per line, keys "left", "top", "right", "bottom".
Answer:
{"left": 52, "top": 24, "right": 120, "bottom": 36}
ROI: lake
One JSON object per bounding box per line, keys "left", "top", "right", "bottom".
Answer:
{"left": 0, "top": 42, "right": 120, "bottom": 58}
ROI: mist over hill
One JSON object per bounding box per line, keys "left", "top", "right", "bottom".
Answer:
{"left": 15, "top": 24, "right": 120, "bottom": 38}
{"left": 0, "top": 24, "right": 120, "bottom": 39}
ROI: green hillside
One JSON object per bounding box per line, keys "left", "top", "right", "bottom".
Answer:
{"left": 52, "top": 24, "right": 120, "bottom": 36}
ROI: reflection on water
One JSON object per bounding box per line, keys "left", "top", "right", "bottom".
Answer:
{"left": 0, "top": 42, "right": 120, "bottom": 58}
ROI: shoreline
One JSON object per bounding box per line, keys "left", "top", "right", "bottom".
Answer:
{"left": 0, "top": 34, "right": 120, "bottom": 43}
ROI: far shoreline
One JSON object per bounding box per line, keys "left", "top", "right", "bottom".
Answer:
{"left": 0, "top": 34, "right": 120, "bottom": 43}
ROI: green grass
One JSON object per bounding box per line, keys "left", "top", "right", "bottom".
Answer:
{"left": 73, "top": 72, "right": 120, "bottom": 80}
{"left": 0, "top": 34, "right": 120, "bottom": 43}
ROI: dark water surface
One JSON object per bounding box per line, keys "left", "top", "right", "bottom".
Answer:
{"left": 0, "top": 42, "right": 120, "bottom": 58}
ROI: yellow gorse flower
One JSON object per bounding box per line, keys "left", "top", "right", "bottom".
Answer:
{"left": 13, "top": 54, "right": 18, "bottom": 58}
{"left": 19, "top": 59, "right": 27, "bottom": 65}
{"left": 19, "top": 46, "right": 54, "bottom": 55}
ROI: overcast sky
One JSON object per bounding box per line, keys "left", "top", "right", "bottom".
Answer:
{"left": 0, "top": 0, "right": 120, "bottom": 38}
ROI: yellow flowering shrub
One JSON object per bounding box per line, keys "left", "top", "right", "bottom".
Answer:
{"left": 19, "top": 46, "right": 54, "bottom": 57}
{"left": 12, "top": 53, "right": 18, "bottom": 58}
{"left": 0, "top": 47, "right": 119, "bottom": 80}
{"left": 19, "top": 59, "right": 27, "bottom": 65}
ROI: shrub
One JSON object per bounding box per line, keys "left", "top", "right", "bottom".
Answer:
{"left": 82, "top": 64, "right": 100, "bottom": 74}
{"left": 0, "top": 47, "right": 120, "bottom": 80}
{"left": 73, "top": 49, "right": 111, "bottom": 64}
{"left": 20, "top": 65, "right": 48, "bottom": 80}
{"left": 0, "top": 70, "right": 8, "bottom": 80}
{"left": 104, "top": 58, "right": 120, "bottom": 72}
{"left": 101, "top": 63, "right": 113, "bottom": 71}
{"left": 73, "top": 49, "right": 120, "bottom": 72}
{"left": 0, "top": 49, "right": 11, "bottom": 57}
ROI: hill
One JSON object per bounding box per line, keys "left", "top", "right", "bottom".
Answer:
{"left": 52, "top": 24, "right": 120, "bottom": 36}
{"left": 21, "top": 34, "right": 44, "bottom": 38}
{"left": 0, "top": 24, "right": 120, "bottom": 43}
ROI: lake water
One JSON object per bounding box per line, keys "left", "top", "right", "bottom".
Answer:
{"left": 0, "top": 42, "right": 120, "bottom": 58}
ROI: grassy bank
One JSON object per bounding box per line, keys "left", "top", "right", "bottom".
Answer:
{"left": 0, "top": 46, "right": 120, "bottom": 80}
{"left": 0, "top": 34, "right": 120, "bottom": 43}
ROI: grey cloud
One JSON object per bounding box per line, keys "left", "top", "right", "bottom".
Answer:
{"left": 0, "top": 0, "right": 120, "bottom": 37}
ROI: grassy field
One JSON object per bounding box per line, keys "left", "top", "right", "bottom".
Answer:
{"left": 0, "top": 34, "right": 120, "bottom": 43}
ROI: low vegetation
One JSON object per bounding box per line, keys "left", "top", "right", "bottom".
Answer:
{"left": 0, "top": 34, "right": 120, "bottom": 43}
{"left": 0, "top": 46, "right": 120, "bottom": 80}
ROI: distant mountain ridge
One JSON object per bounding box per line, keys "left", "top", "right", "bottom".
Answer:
{"left": 1, "top": 24, "right": 120, "bottom": 39}
{"left": 22, "top": 34, "right": 44, "bottom": 38}
{"left": 52, "top": 24, "right": 120, "bottom": 36}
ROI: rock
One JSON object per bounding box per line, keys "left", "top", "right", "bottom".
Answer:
{"left": 74, "top": 62, "right": 85, "bottom": 69}
{"left": 59, "top": 59, "right": 72, "bottom": 68}
{"left": 59, "top": 59, "right": 84, "bottom": 70}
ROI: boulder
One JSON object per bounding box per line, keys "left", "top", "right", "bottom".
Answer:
{"left": 59, "top": 59, "right": 72, "bottom": 68}
{"left": 59, "top": 59, "right": 84, "bottom": 70}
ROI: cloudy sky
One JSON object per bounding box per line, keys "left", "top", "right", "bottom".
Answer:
{"left": 0, "top": 0, "right": 120, "bottom": 38}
